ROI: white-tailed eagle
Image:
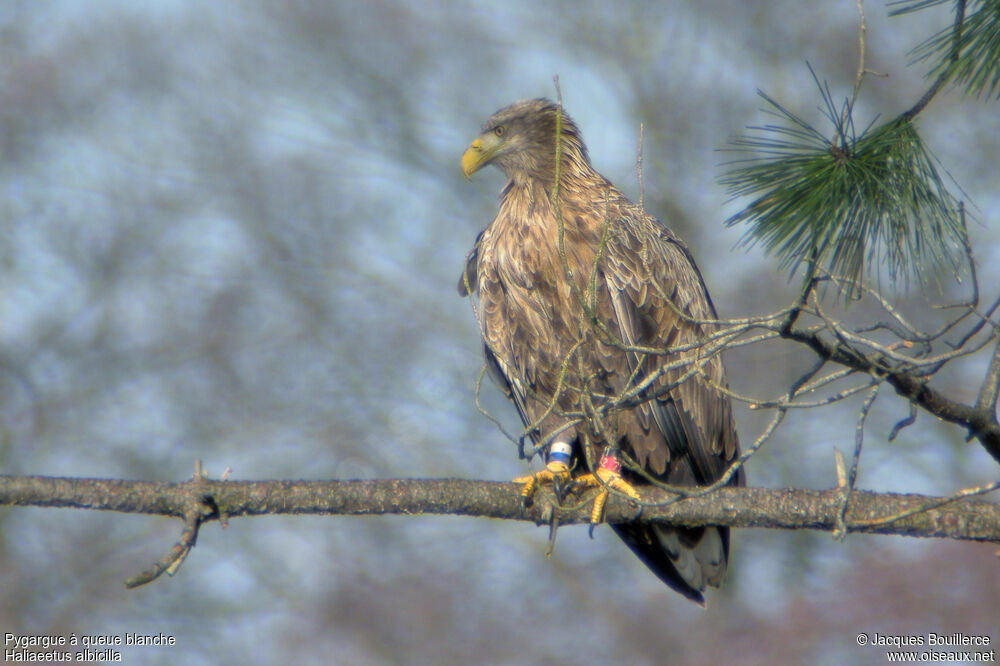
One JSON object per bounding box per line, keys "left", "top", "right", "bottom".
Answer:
{"left": 459, "top": 99, "right": 744, "bottom": 604}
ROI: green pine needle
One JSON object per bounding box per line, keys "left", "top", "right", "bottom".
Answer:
{"left": 888, "top": 0, "right": 951, "bottom": 15}
{"left": 721, "top": 75, "right": 965, "bottom": 297}
{"left": 892, "top": 0, "right": 1000, "bottom": 100}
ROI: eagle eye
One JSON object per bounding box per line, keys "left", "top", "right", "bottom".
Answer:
{"left": 493, "top": 125, "right": 505, "bottom": 137}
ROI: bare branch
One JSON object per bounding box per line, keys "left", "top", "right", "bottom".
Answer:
{"left": 851, "top": 0, "right": 866, "bottom": 106}
{"left": 3, "top": 474, "right": 998, "bottom": 543}
{"left": 780, "top": 322, "right": 1000, "bottom": 463}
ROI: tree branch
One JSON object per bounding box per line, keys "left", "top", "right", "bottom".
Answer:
{"left": 2, "top": 474, "right": 998, "bottom": 540}
{"left": 781, "top": 324, "right": 1000, "bottom": 463}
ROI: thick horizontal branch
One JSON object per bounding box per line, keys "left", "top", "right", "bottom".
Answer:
{"left": 1, "top": 474, "right": 998, "bottom": 542}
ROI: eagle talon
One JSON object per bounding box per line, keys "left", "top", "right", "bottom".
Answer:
{"left": 512, "top": 460, "right": 571, "bottom": 506}
{"left": 575, "top": 458, "right": 642, "bottom": 537}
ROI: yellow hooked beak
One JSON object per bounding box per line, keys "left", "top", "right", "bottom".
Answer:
{"left": 461, "top": 131, "right": 505, "bottom": 179}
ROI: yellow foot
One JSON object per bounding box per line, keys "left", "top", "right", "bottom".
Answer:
{"left": 573, "top": 465, "right": 641, "bottom": 536}
{"left": 512, "top": 461, "right": 571, "bottom": 503}
{"left": 513, "top": 460, "right": 573, "bottom": 558}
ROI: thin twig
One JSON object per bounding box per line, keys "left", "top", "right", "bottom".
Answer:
{"left": 975, "top": 338, "right": 1000, "bottom": 416}
{"left": 889, "top": 403, "right": 918, "bottom": 442}
{"left": 125, "top": 508, "right": 203, "bottom": 588}
{"left": 636, "top": 122, "right": 644, "bottom": 210}
{"left": 834, "top": 383, "right": 880, "bottom": 540}
{"left": 850, "top": 479, "right": 1000, "bottom": 530}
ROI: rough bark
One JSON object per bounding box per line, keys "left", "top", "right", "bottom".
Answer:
{"left": 2, "top": 474, "right": 998, "bottom": 542}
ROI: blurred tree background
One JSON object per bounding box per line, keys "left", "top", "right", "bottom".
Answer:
{"left": 1, "top": 1, "right": 997, "bottom": 664}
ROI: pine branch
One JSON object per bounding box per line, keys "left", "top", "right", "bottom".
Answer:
{"left": 720, "top": 0, "right": 994, "bottom": 299}
{"left": 721, "top": 86, "right": 964, "bottom": 297}
{"left": 894, "top": 0, "right": 1000, "bottom": 101}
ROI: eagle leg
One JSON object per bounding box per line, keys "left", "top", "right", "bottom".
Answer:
{"left": 572, "top": 450, "right": 641, "bottom": 537}
{"left": 512, "top": 440, "right": 574, "bottom": 506}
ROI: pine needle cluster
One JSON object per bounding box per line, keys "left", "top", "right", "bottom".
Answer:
{"left": 721, "top": 2, "right": 996, "bottom": 298}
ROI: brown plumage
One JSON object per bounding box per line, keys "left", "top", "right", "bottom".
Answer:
{"left": 459, "top": 99, "right": 744, "bottom": 604}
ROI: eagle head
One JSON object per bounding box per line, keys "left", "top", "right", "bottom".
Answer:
{"left": 461, "top": 98, "right": 589, "bottom": 185}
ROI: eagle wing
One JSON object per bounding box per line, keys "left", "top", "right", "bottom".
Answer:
{"left": 600, "top": 209, "right": 740, "bottom": 483}
{"left": 598, "top": 207, "right": 743, "bottom": 603}
{"left": 459, "top": 232, "right": 540, "bottom": 457}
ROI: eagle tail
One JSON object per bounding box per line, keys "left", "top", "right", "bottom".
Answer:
{"left": 611, "top": 523, "right": 730, "bottom": 606}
